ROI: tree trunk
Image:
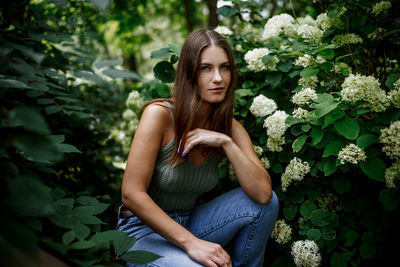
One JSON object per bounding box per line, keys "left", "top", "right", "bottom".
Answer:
{"left": 207, "top": 0, "right": 218, "bottom": 29}
{"left": 183, "top": 0, "right": 194, "bottom": 32}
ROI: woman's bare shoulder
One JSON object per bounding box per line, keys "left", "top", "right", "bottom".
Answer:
{"left": 141, "top": 102, "right": 172, "bottom": 125}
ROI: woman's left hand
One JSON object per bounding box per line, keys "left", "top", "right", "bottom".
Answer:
{"left": 179, "top": 128, "right": 230, "bottom": 156}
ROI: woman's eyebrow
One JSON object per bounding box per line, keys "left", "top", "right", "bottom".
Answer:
{"left": 200, "top": 61, "right": 230, "bottom": 65}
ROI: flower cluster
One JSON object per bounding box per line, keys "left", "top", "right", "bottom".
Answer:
{"left": 315, "top": 13, "right": 331, "bottom": 31}
{"left": 244, "top": 48, "right": 278, "bottom": 72}
{"left": 367, "top": 27, "right": 386, "bottom": 40}
{"left": 341, "top": 74, "right": 389, "bottom": 112}
{"left": 297, "top": 15, "right": 316, "bottom": 26}
{"left": 293, "top": 107, "right": 309, "bottom": 119}
{"left": 249, "top": 95, "right": 278, "bottom": 117}
{"left": 334, "top": 62, "right": 351, "bottom": 74}
{"left": 253, "top": 145, "right": 263, "bottom": 157}
{"left": 332, "top": 33, "right": 363, "bottom": 47}
{"left": 126, "top": 91, "right": 145, "bottom": 113}
{"left": 294, "top": 54, "right": 313, "bottom": 68}
{"left": 281, "top": 157, "right": 311, "bottom": 191}
{"left": 338, "top": 144, "right": 367, "bottom": 164}
{"left": 262, "top": 13, "right": 295, "bottom": 39}
{"left": 261, "top": 157, "right": 270, "bottom": 169}
{"left": 372, "top": 1, "right": 392, "bottom": 16}
{"left": 389, "top": 79, "right": 400, "bottom": 108}
{"left": 385, "top": 160, "right": 400, "bottom": 188}
{"left": 380, "top": 120, "right": 400, "bottom": 160}
{"left": 291, "top": 240, "right": 322, "bottom": 267}
{"left": 298, "top": 76, "right": 319, "bottom": 89}
{"left": 296, "top": 24, "right": 323, "bottom": 42}
{"left": 292, "top": 88, "right": 318, "bottom": 105}
{"left": 263, "top": 111, "right": 289, "bottom": 139}
{"left": 271, "top": 220, "right": 292, "bottom": 244}
{"left": 267, "top": 136, "right": 285, "bottom": 152}
{"left": 214, "top": 26, "right": 233, "bottom": 36}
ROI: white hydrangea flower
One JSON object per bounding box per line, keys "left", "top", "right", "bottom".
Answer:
{"left": 122, "top": 109, "right": 137, "bottom": 121}
{"left": 281, "top": 157, "right": 311, "bottom": 191}
{"left": 385, "top": 160, "right": 400, "bottom": 188}
{"left": 372, "top": 1, "right": 392, "bottom": 16}
{"left": 389, "top": 88, "right": 400, "bottom": 108}
{"left": 298, "top": 76, "right": 319, "bottom": 89}
{"left": 338, "top": 144, "right": 367, "bottom": 164}
{"left": 315, "top": 13, "right": 331, "bottom": 31}
{"left": 271, "top": 220, "right": 292, "bottom": 244}
{"left": 367, "top": 27, "right": 386, "bottom": 40}
{"left": 261, "top": 157, "right": 270, "bottom": 169}
{"left": 332, "top": 33, "right": 363, "bottom": 48}
{"left": 267, "top": 136, "right": 285, "bottom": 152}
{"left": 291, "top": 240, "right": 322, "bottom": 267}
{"left": 297, "top": 15, "right": 316, "bottom": 26}
{"left": 334, "top": 62, "right": 352, "bottom": 74}
{"left": 296, "top": 24, "right": 323, "bottom": 42}
{"left": 341, "top": 74, "right": 389, "bottom": 112}
{"left": 262, "top": 13, "right": 296, "bottom": 39}
{"left": 293, "top": 107, "right": 309, "bottom": 118}
{"left": 253, "top": 145, "right": 263, "bottom": 157}
{"left": 249, "top": 95, "right": 278, "bottom": 117}
{"left": 292, "top": 88, "right": 318, "bottom": 105}
{"left": 294, "top": 54, "right": 313, "bottom": 68}
{"left": 315, "top": 56, "right": 326, "bottom": 64}
{"left": 126, "top": 91, "right": 145, "bottom": 112}
{"left": 394, "top": 79, "right": 400, "bottom": 90}
{"left": 244, "top": 48, "right": 278, "bottom": 72}
{"left": 380, "top": 120, "right": 400, "bottom": 160}
{"left": 263, "top": 110, "right": 289, "bottom": 139}
{"left": 214, "top": 26, "right": 233, "bottom": 36}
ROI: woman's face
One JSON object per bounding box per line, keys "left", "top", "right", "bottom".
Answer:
{"left": 197, "top": 45, "right": 231, "bottom": 104}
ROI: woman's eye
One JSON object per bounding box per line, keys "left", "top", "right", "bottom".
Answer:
{"left": 200, "top": 66, "right": 210, "bottom": 71}
{"left": 221, "top": 65, "right": 230, "bottom": 70}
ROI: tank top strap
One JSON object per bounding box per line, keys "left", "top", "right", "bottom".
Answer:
{"left": 163, "top": 101, "right": 174, "bottom": 128}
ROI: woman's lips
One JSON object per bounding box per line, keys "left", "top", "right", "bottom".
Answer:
{"left": 209, "top": 87, "right": 225, "bottom": 93}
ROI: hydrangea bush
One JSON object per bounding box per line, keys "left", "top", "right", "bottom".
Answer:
{"left": 129, "top": 0, "right": 400, "bottom": 265}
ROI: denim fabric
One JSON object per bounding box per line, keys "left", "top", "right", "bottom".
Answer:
{"left": 116, "top": 188, "right": 279, "bottom": 267}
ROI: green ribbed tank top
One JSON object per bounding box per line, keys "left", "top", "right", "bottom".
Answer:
{"left": 147, "top": 102, "right": 220, "bottom": 211}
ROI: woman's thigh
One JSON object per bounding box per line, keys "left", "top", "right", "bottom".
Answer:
{"left": 126, "top": 232, "right": 203, "bottom": 267}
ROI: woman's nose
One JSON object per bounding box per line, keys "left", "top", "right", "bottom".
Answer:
{"left": 213, "top": 70, "right": 222, "bottom": 82}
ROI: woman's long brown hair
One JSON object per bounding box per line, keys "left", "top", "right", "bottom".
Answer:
{"left": 143, "top": 29, "right": 237, "bottom": 166}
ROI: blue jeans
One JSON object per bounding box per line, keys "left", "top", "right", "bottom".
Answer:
{"left": 116, "top": 188, "right": 279, "bottom": 267}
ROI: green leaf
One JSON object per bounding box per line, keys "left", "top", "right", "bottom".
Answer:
{"left": 322, "top": 140, "right": 345, "bottom": 157}
{"left": 300, "top": 201, "right": 316, "bottom": 217}
{"left": 318, "top": 48, "right": 335, "bottom": 60}
{"left": 62, "top": 231, "right": 75, "bottom": 245}
{"left": 344, "top": 230, "right": 359, "bottom": 246}
{"left": 385, "top": 73, "right": 400, "bottom": 90}
{"left": 360, "top": 157, "right": 385, "bottom": 181}
{"left": 0, "top": 79, "right": 30, "bottom": 89}
{"left": 56, "top": 143, "right": 82, "bottom": 153}
{"left": 277, "top": 61, "right": 292, "bottom": 72}
{"left": 334, "top": 116, "right": 360, "bottom": 140}
{"left": 168, "top": 44, "right": 181, "bottom": 55}
{"left": 332, "top": 176, "right": 351, "bottom": 193}
{"left": 91, "top": 230, "right": 126, "bottom": 244}
{"left": 360, "top": 241, "right": 376, "bottom": 260}
{"left": 74, "top": 70, "right": 102, "bottom": 84}
{"left": 265, "top": 72, "right": 282, "bottom": 87}
{"left": 323, "top": 157, "right": 337, "bottom": 176}
{"left": 114, "top": 233, "right": 136, "bottom": 255}
{"left": 331, "top": 252, "right": 352, "bottom": 267}
{"left": 311, "top": 209, "right": 330, "bottom": 227}
{"left": 217, "top": 5, "right": 238, "bottom": 16}
{"left": 321, "top": 227, "right": 336, "bottom": 241}
{"left": 324, "top": 109, "right": 345, "bottom": 128}
{"left": 327, "top": 4, "right": 341, "bottom": 18}
{"left": 235, "top": 89, "right": 255, "bottom": 97}
{"left": 102, "top": 69, "right": 142, "bottom": 81}
{"left": 45, "top": 105, "right": 62, "bottom": 115}
{"left": 9, "top": 106, "right": 50, "bottom": 134}
{"left": 310, "top": 127, "right": 324, "bottom": 145}
{"left": 283, "top": 204, "right": 298, "bottom": 220}
{"left": 300, "top": 67, "right": 319, "bottom": 78}
{"left": 155, "top": 82, "right": 170, "bottom": 98}
{"left": 71, "top": 223, "right": 90, "bottom": 241}
{"left": 14, "top": 134, "right": 63, "bottom": 163}
{"left": 89, "top": 0, "right": 111, "bottom": 11}
{"left": 37, "top": 98, "right": 54, "bottom": 105}
{"left": 94, "top": 59, "right": 123, "bottom": 69}
{"left": 293, "top": 135, "right": 308, "bottom": 152}
{"left": 73, "top": 214, "right": 104, "bottom": 225}
{"left": 379, "top": 189, "right": 400, "bottom": 211}
{"left": 357, "top": 134, "right": 378, "bottom": 149}
{"left": 69, "top": 240, "right": 97, "bottom": 250}
{"left": 307, "top": 229, "right": 321, "bottom": 241}
{"left": 150, "top": 47, "right": 172, "bottom": 59}
{"left": 121, "top": 250, "right": 161, "bottom": 265}
{"left": 49, "top": 214, "right": 74, "bottom": 229}
{"left": 153, "top": 61, "right": 175, "bottom": 83}
{"left": 76, "top": 196, "right": 100, "bottom": 205}
{"left": 72, "top": 204, "right": 109, "bottom": 216}
{"left": 313, "top": 94, "right": 339, "bottom": 118}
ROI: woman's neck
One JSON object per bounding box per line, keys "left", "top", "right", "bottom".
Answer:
{"left": 195, "top": 101, "right": 212, "bottom": 128}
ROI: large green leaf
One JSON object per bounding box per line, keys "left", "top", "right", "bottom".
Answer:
{"left": 323, "top": 157, "right": 338, "bottom": 176}
{"left": 265, "top": 72, "right": 282, "bottom": 87}
{"left": 300, "top": 67, "right": 319, "bottom": 78}
{"left": 322, "top": 140, "right": 345, "bottom": 157}
{"left": 379, "top": 189, "right": 400, "bottom": 211}
{"left": 153, "top": 61, "right": 175, "bottom": 83}
{"left": 217, "top": 5, "right": 238, "bottom": 16}
{"left": 307, "top": 229, "right": 321, "bottom": 241}
{"left": 360, "top": 157, "right": 385, "bottom": 181}
{"left": 72, "top": 203, "right": 109, "bottom": 216}
{"left": 293, "top": 135, "right": 308, "bottom": 152}
{"left": 311, "top": 209, "right": 330, "bottom": 227}
{"left": 102, "top": 69, "right": 142, "bottom": 81}
{"left": 283, "top": 204, "right": 298, "bottom": 220}
{"left": 0, "top": 79, "right": 30, "bottom": 89}
{"left": 121, "top": 250, "right": 161, "bottom": 265}
{"left": 71, "top": 223, "right": 90, "bottom": 241}
{"left": 310, "top": 127, "right": 324, "bottom": 145}
{"left": 14, "top": 134, "right": 63, "bottom": 163}
{"left": 9, "top": 106, "right": 50, "bottom": 134}
{"left": 356, "top": 134, "right": 378, "bottom": 149}
{"left": 300, "top": 201, "right": 316, "bottom": 217}
{"left": 114, "top": 233, "right": 137, "bottom": 255}
{"left": 334, "top": 116, "right": 360, "bottom": 140}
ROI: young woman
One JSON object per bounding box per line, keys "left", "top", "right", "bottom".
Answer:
{"left": 117, "top": 29, "right": 279, "bottom": 267}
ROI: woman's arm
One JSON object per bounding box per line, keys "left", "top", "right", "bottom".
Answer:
{"left": 181, "top": 119, "right": 272, "bottom": 204}
{"left": 121, "top": 104, "right": 231, "bottom": 267}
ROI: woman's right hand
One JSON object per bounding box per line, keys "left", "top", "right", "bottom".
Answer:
{"left": 185, "top": 237, "right": 232, "bottom": 267}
